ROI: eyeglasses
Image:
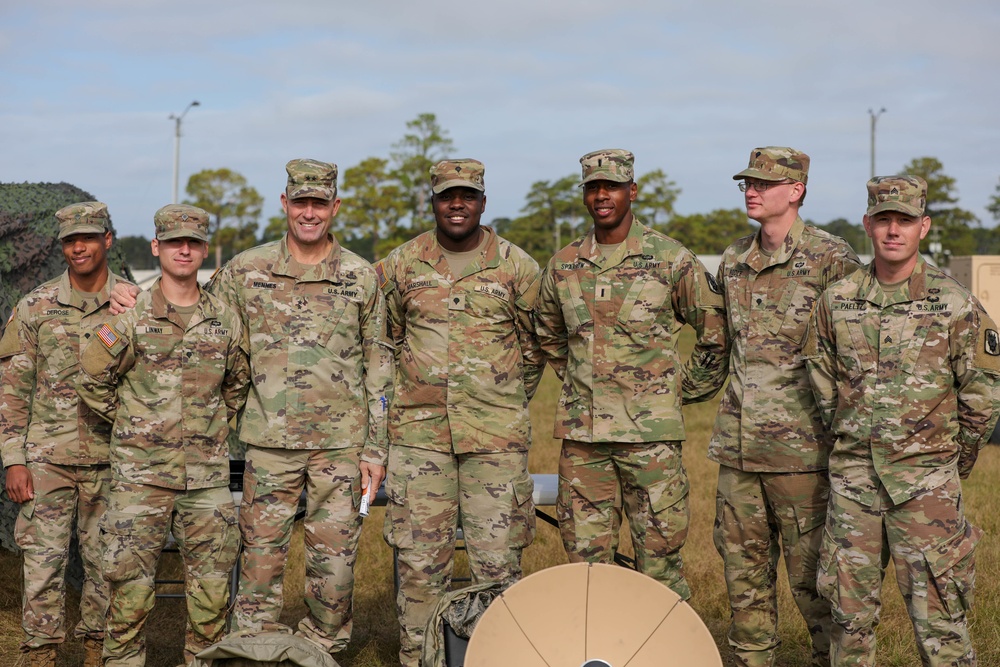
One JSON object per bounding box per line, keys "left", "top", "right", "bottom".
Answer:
{"left": 738, "top": 180, "right": 793, "bottom": 193}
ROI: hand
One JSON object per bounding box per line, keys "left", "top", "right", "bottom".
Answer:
{"left": 109, "top": 283, "right": 141, "bottom": 315}
{"left": 359, "top": 461, "right": 385, "bottom": 498}
{"left": 5, "top": 465, "right": 34, "bottom": 504}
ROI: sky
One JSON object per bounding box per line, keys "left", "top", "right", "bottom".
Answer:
{"left": 2, "top": 1, "right": 999, "bottom": 240}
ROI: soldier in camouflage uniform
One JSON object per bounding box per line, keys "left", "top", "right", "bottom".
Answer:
{"left": 208, "top": 159, "right": 391, "bottom": 653}
{"left": 0, "top": 202, "right": 128, "bottom": 667}
{"left": 78, "top": 204, "right": 250, "bottom": 666}
{"left": 803, "top": 176, "right": 1000, "bottom": 666}
{"left": 710, "top": 147, "right": 860, "bottom": 667}
{"left": 378, "top": 159, "right": 543, "bottom": 667}
{"left": 535, "top": 149, "right": 729, "bottom": 599}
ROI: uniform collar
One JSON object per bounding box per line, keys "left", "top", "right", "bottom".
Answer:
{"left": 149, "top": 278, "right": 220, "bottom": 330}
{"left": 56, "top": 269, "right": 119, "bottom": 312}
{"left": 414, "top": 226, "right": 501, "bottom": 280}
{"left": 578, "top": 216, "right": 647, "bottom": 268}
{"left": 273, "top": 233, "right": 343, "bottom": 283}
{"left": 854, "top": 255, "right": 928, "bottom": 306}
{"left": 738, "top": 216, "right": 806, "bottom": 272}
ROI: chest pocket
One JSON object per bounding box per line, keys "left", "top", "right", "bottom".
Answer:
{"left": 466, "top": 283, "right": 514, "bottom": 325}
{"left": 37, "top": 318, "right": 78, "bottom": 380}
{"left": 899, "top": 309, "right": 948, "bottom": 383}
{"left": 768, "top": 281, "right": 818, "bottom": 344}
{"left": 836, "top": 315, "right": 877, "bottom": 379}
{"left": 558, "top": 273, "right": 593, "bottom": 334}
{"left": 618, "top": 274, "right": 671, "bottom": 337}
{"left": 313, "top": 287, "right": 359, "bottom": 349}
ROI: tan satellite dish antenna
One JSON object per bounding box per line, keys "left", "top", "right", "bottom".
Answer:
{"left": 464, "top": 562, "right": 721, "bottom": 667}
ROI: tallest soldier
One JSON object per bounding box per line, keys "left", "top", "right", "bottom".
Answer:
{"left": 710, "top": 147, "right": 859, "bottom": 667}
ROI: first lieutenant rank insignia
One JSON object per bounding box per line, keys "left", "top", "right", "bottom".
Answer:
{"left": 97, "top": 323, "right": 120, "bottom": 349}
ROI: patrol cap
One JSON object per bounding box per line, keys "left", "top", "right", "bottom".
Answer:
{"left": 579, "top": 149, "right": 634, "bottom": 186}
{"left": 866, "top": 175, "right": 927, "bottom": 217}
{"left": 286, "top": 158, "right": 338, "bottom": 201}
{"left": 154, "top": 204, "right": 210, "bottom": 242}
{"left": 733, "top": 146, "right": 810, "bottom": 184}
{"left": 56, "top": 201, "right": 110, "bottom": 239}
{"left": 430, "top": 159, "right": 486, "bottom": 194}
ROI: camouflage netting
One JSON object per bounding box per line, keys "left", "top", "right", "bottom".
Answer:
{"left": 0, "top": 182, "right": 134, "bottom": 553}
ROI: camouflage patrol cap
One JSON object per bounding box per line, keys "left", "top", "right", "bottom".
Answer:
{"left": 154, "top": 204, "right": 210, "bottom": 242}
{"left": 55, "top": 201, "right": 110, "bottom": 239}
{"left": 430, "top": 159, "right": 486, "bottom": 194}
{"left": 285, "top": 158, "right": 338, "bottom": 201}
{"left": 866, "top": 175, "right": 927, "bottom": 217}
{"left": 579, "top": 149, "right": 634, "bottom": 186}
{"left": 733, "top": 146, "right": 810, "bottom": 184}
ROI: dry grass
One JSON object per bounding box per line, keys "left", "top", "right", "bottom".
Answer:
{"left": 4, "top": 347, "right": 1000, "bottom": 665}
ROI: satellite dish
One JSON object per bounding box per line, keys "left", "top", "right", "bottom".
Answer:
{"left": 464, "top": 562, "right": 721, "bottom": 667}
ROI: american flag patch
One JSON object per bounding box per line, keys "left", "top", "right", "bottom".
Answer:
{"left": 97, "top": 324, "right": 119, "bottom": 349}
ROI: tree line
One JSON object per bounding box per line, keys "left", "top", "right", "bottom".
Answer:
{"left": 119, "top": 113, "right": 1000, "bottom": 270}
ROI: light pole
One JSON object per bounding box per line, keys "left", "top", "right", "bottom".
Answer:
{"left": 170, "top": 100, "right": 200, "bottom": 204}
{"left": 866, "top": 107, "right": 886, "bottom": 258}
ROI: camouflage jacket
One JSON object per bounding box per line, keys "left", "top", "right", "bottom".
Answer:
{"left": 803, "top": 258, "right": 1000, "bottom": 506}
{"left": 0, "top": 270, "right": 131, "bottom": 468}
{"left": 535, "top": 217, "right": 729, "bottom": 443}
{"left": 78, "top": 280, "right": 251, "bottom": 490}
{"left": 377, "top": 227, "right": 543, "bottom": 454}
{"left": 206, "top": 234, "right": 392, "bottom": 465}
{"left": 710, "top": 217, "right": 860, "bottom": 472}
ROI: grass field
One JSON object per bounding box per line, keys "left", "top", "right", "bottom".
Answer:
{"left": 3, "top": 362, "right": 1000, "bottom": 665}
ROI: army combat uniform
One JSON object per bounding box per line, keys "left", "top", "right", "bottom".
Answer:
{"left": 379, "top": 160, "right": 543, "bottom": 666}
{"left": 212, "top": 163, "right": 392, "bottom": 652}
{"left": 535, "top": 151, "right": 729, "bottom": 599}
{"left": 804, "top": 177, "right": 1000, "bottom": 666}
{"left": 711, "top": 148, "right": 860, "bottom": 667}
{"left": 0, "top": 202, "right": 129, "bottom": 661}
{"left": 78, "top": 206, "right": 251, "bottom": 667}
{"left": 0, "top": 272, "right": 128, "bottom": 653}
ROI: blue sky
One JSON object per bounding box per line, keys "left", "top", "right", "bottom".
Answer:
{"left": 3, "top": 1, "right": 999, "bottom": 239}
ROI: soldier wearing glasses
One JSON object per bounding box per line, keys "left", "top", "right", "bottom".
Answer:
{"left": 710, "top": 147, "right": 860, "bottom": 667}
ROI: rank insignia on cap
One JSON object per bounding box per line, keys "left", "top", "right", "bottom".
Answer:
{"left": 97, "top": 323, "right": 119, "bottom": 349}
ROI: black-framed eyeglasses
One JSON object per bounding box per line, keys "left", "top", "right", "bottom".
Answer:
{"left": 738, "top": 180, "right": 793, "bottom": 193}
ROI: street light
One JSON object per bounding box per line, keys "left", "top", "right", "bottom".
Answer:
{"left": 866, "top": 107, "right": 886, "bottom": 258}
{"left": 170, "top": 100, "right": 200, "bottom": 204}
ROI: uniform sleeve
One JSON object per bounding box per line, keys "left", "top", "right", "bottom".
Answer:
{"left": 534, "top": 261, "right": 568, "bottom": 382}
{"left": 78, "top": 316, "right": 136, "bottom": 424}
{"left": 952, "top": 299, "right": 1000, "bottom": 478}
{"left": 822, "top": 242, "right": 862, "bottom": 289}
{"left": 222, "top": 315, "right": 251, "bottom": 426}
{"left": 514, "top": 256, "right": 545, "bottom": 400}
{"left": 673, "top": 251, "right": 730, "bottom": 404}
{"left": 0, "top": 303, "right": 36, "bottom": 467}
{"left": 360, "top": 276, "right": 394, "bottom": 467}
{"left": 377, "top": 257, "right": 404, "bottom": 355}
{"left": 802, "top": 292, "right": 838, "bottom": 431}
{"left": 205, "top": 262, "right": 245, "bottom": 328}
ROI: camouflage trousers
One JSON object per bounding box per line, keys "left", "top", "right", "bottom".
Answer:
{"left": 100, "top": 481, "right": 240, "bottom": 667}
{"left": 558, "top": 439, "right": 690, "bottom": 599}
{"left": 233, "top": 445, "right": 363, "bottom": 654}
{"left": 14, "top": 461, "right": 111, "bottom": 650}
{"left": 713, "top": 466, "right": 831, "bottom": 667}
{"left": 818, "top": 478, "right": 980, "bottom": 667}
{"left": 383, "top": 446, "right": 536, "bottom": 667}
